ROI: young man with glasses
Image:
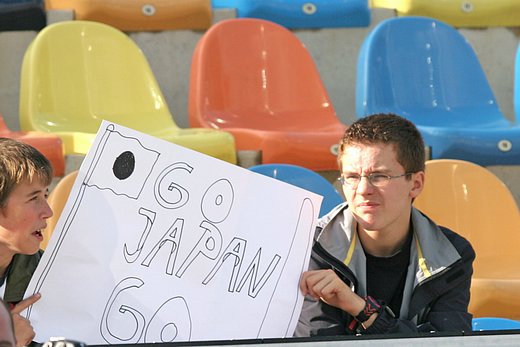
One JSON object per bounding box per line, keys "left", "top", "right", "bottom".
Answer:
{"left": 295, "top": 113, "right": 475, "bottom": 336}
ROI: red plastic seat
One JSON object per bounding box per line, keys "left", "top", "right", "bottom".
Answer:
{"left": 189, "top": 18, "right": 347, "bottom": 171}
{"left": 0, "top": 113, "right": 65, "bottom": 176}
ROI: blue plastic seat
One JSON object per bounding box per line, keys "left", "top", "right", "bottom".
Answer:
{"left": 473, "top": 317, "right": 520, "bottom": 331}
{"left": 248, "top": 164, "right": 344, "bottom": 217}
{"left": 212, "top": 0, "right": 370, "bottom": 28}
{"left": 356, "top": 16, "right": 520, "bottom": 166}
{"left": 514, "top": 42, "right": 520, "bottom": 122}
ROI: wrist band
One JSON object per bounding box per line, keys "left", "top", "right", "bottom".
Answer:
{"left": 348, "top": 295, "right": 382, "bottom": 332}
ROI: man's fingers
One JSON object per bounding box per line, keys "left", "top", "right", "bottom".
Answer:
{"left": 11, "top": 293, "right": 41, "bottom": 314}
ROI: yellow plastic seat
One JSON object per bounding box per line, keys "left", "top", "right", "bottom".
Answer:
{"left": 19, "top": 20, "right": 236, "bottom": 164}
{"left": 414, "top": 159, "right": 520, "bottom": 319}
{"left": 45, "top": 0, "right": 212, "bottom": 31}
{"left": 371, "top": 0, "right": 520, "bottom": 27}
{"left": 44, "top": 170, "right": 78, "bottom": 250}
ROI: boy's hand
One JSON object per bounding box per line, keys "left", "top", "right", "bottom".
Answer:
{"left": 300, "top": 270, "right": 365, "bottom": 315}
{"left": 11, "top": 293, "right": 41, "bottom": 347}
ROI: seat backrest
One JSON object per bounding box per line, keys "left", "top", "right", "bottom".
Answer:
{"left": 356, "top": 16, "right": 505, "bottom": 127}
{"left": 371, "top": 0, "right": 520, "bottom": 27}
{"left": 0, "top": 113, "right": 66, "bottom": 176}
{"left": 44, "top": 170, "right": 78, "bottom": 249}
{"left": 45, "top": 0, "right": 212, "bottom": 31}
{"left": 249, "top": 163, "right": 344, "bottom": 217}
{"left": 217, "top": 0, "right": 370, "bottom": 29}
{"left": 514, "top": 41, "right": 520, "bottom": 121}
{"left": 414, "top": 159, "right": 520, "bottom": 277}
{"left": 189, "top": 18, "right": 338, "bottom": 131}
{"left": 20, "top": 20, "right": 177, "bottom": 135}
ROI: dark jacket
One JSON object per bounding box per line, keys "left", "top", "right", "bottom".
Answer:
{"left": 295, "top": 204, "right": 475, "bottom": 336}
{"left": 3, "top": 251, "right": 42, "bottom": 304}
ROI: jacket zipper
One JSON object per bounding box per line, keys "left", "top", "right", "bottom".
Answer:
{"left": 312, "top": 241, "right": 359, "bottom": 291}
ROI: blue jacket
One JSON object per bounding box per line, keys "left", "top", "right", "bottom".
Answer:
{"left": 295, "top": 203, "right": 475, "bottom": 336}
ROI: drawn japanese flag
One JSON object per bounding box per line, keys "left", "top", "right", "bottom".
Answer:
{"left": 85, "top": 124, "right": 160, "bottom": 199}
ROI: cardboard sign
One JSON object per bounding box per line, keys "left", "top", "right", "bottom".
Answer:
{"left": 26, "top": 121, "right": 322, "bottom": 344}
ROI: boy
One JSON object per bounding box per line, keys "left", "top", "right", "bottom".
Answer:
{"left": 295, "top": 114, "right": 475, "bottom": 335}
{"left": 0, "top": 138, "right": 54, "bottom": 346}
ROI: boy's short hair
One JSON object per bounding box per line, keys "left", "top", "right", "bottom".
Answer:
{"left": 338, "top": 113, "right": 426, "bottom": 174}
{"left": 0, "top": 138, "right": 53, "bottom": 208}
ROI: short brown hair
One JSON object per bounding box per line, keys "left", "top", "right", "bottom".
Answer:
{"left": 338, "top": 113, "right": 425, "bottom": 173}
{"left": 0, "top": 138, "right": 53, "bottom": 208}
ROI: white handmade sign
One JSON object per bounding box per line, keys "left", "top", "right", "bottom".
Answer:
{"left": 25, "top": 121, "right": 322, "bottom": 345}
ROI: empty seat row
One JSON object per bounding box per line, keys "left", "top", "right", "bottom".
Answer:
{"left": 18, "top": 19, "right": 347, "bottom": 172}
{"left": 5, "top": 0, "right": 520, "bottom": 33}
{"left": 13, "top": 16, "right": 520, "bottom": 178}
{"left": 0, "top": 0, "right": 371, "bottom": 32}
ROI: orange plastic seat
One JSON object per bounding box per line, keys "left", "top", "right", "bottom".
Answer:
{"left": 371, "top": 0, "right": 520, "bottom": 27}
{"left": 0, "top": 113, "right": 65, "bottom": 176}
{"left": 189, "top": 18, "right": 347, "bottom": 171}
{"left": 43, "top": 170, "right": 78, "bottom": 250}
{"left": 414, "top": 159, "right": 520, "bottom": 319}
{"left": 19, "top": 20, "right": 236, "bottom": 164}
{"left": 45, "top": 0, "right": 212, "bottom": 31}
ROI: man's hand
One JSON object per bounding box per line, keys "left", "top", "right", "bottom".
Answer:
{"left": 11, "top": 293, "right": 41, "bottom": 347}
{"left": 300, "top": 269, "right": 365, "bottom": 315}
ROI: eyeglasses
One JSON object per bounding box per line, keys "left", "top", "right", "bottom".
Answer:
{"left": 338, "top": 172, "right": 412, "bottom": 188}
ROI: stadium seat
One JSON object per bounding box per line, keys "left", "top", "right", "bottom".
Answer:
{"left": 356, "top": 16, "right": 520, "bottom": 166}
{"left": 45, "top": 0, "right": 212, "bottom": 31}
{"left": 0, "top": 113, "right": 65, "bottom": 176}
{"left": 44, "top": 170, "right": 78, "bottom": 250}
{"left": 189, "top": 18, "right": 347, "bottom": 171}
{"left": 473, "top": 317, "right": 520, "bottom": 331}
{"left": 211, "top": 0, "right": 370, "bottom": 28}
{"left": 414, "top": 159, "right": 520, "bottom": 319}
{"left": 0, "top": 0, "right": 46, "bottom": 31}
{"left": 371, "top": 0, "right": 520, "bottom": 27}
{"left": 249, "top": 164, "right": 344, "bottom": 217}
{"left": 19, "top": 20, "right": 237, "bottom": 164}
{"left": 514, "top": 42, "right": 520, "bottom": 122}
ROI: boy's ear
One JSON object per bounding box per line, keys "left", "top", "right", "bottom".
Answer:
{"left": 410, "top": 171, "right": 425, "bottom": 199}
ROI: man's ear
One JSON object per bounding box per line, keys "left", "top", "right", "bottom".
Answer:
{"left": 410, "top": 171, "right": 425, "bottom": 199}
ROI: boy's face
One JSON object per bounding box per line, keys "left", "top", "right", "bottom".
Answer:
{"left": 0, "top": 179, "right": 53, "bottom": 256}
{"left": 339, "top": 142, "right": 424, "bottom": 234}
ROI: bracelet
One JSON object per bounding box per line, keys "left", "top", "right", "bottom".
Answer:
{"left": 348, "top": 295, "right": 382, "bottom": 332}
